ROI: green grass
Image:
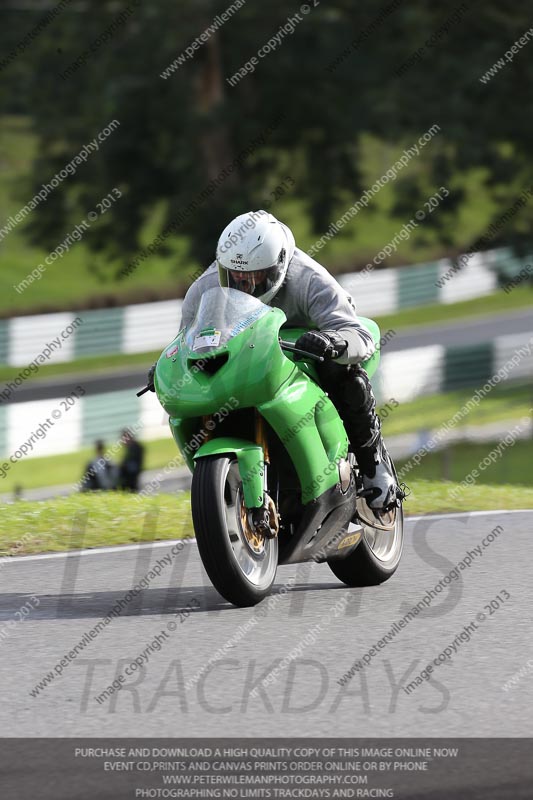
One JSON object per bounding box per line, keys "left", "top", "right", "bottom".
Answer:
{"left": 0, "top": 436, "right": 182, "bottom": 495}
{"left": 1, "top": 479, "right": 531, "bottom": 556}
{"left": 381, "top": 383, "right": 533, "bottom": 437}
{"left": 0, "top": 492, "right": 192, "bottom": 555}
{"left": 0, "top": 116, "right": 196, "bottom": 316}
{"left": 404, "top": 479, "right": 533, "bottom": 515}
{"left": 375, "top": 285, "right": 533, "bottom": 331}
{"left": 398, "top": 440, "right": 533, "bottom": 487}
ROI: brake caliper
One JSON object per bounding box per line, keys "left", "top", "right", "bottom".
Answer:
{"left": 249, "top": 494, "right": 279, "bottom": 539}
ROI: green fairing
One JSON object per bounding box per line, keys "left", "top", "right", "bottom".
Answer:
{"left": 155, "top": 292, "right": 381, "bottom": 507}
{"left": 258, "top": 374, "right": 348, "bottom": 504}
{"left": 157, "top": 309, "right": 293, "bottom": 417}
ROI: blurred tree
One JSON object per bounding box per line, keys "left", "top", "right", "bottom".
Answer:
{"left": 1, "top": 0, "right": 532, "bottom": 276}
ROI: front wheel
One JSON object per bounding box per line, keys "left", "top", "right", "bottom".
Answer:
{"left": 328, "top": 453, "right": 404, "bottom": 587}
{"left": 191, "top": 456, "right": 278, "bottom": 607}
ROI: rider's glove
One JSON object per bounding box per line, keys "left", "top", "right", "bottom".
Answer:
{"left": 294, "top": 330, "right": 348, "bottom": 360}
{"left": 147, "top": 363, "right": 156, "bottom": 392}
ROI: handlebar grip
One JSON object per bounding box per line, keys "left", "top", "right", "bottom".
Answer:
{"left": 136, "top": 386, "right": 152, "bottom": 397}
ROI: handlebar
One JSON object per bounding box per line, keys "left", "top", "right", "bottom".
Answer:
{"left": 279, "top": 339, "right": 325, "bottom": 362}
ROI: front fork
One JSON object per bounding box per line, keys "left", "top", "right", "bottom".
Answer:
{"left": 255, "top": 410, "right": 269, "bottom": 493}
{"left": 200, "top": 411, "right": 279, "bottom": 538}
{"left": 250, "top": 411, "right": 279, "bottom": 538}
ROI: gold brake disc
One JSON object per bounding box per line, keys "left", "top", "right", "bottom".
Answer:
{"left": 239, "top": 499, "right": 266, "bottom": 554}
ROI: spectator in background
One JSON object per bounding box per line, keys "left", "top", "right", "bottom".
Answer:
{"left": 119, "top": 428, "right": 144, "bottom": 492}
{"left": 80, "top": 440, "right": 119, "bottom": 491}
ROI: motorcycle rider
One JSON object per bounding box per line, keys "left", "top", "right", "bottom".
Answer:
{"left": 149, "top": 210, "right": 398, "bottom": 510}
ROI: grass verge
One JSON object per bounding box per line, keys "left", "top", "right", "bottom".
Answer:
{"left": 0, "top": 492, "right": 192, "bottom": 556}
{"left": 1, "top": 480, "right": 531, "bottom": 556}
{"left": 375, "top": 285, "right": 533, "bottom": 331}
{"left": 381, "top": 383, "right": 532, "bottom": 437}
{"left": 404, "top": 479, "right": 533, "bottom": 515}
{"left": 397, "top": 440, "right": 533, "bottom": 487}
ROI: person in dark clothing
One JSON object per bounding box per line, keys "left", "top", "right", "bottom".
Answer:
{"left": 119, "top": 429, "right": 145, "bottom": 492}
{"left": 80, "top": 440, "right": 119, "bottom": 491}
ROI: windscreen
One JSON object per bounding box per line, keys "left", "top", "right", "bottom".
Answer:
{"left": 183, "top": 287, "right": 270, "bottom": 354}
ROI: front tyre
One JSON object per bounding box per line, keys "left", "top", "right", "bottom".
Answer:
{"left": 191, "top": 456, "right": 278, "bottom": 607}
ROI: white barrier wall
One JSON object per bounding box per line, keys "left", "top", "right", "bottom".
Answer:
{"left": 1, "top": 246, "right": 528, "bottom": 367}
{"left": 338, "top": 269, "right": 399, "bottom": 316}
{"left": 123, "top": 300, "right": 182, "bottom": 354}
{"left": 380, "top": 345, "right": 444, "bottom": 403}
{"left": 2, "top": 333, "right": 530, "bottom": 461}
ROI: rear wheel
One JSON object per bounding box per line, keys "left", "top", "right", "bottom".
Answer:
{"left": 328, "top": 453, "right": 403, "bottom": 586}
{"left": 191, "top": 456, "right": 278, "bottom": 606}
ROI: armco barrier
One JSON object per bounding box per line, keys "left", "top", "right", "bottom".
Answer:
{"left": 1, "top": 246, "right": 532, "bottom": 367}
{"left": 1, "top": 332, "right": 530, "bottom": 460}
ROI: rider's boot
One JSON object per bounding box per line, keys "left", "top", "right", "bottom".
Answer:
{"left": 353, "top": 429, "right": 397, "bottom": 510}
{"left": 345, "top": 368, "right": 397, "bottom": 510}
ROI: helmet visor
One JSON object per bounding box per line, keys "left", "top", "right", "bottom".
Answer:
{"left": 218, "top": 262, "right": 284, "bottom": 298}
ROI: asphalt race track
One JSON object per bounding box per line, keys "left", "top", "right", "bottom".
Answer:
{"left": 383, "top": 308, "right": 533, "bottom": 351}
{"left": 1, "top": 510, "right": 532, "bottom": 738}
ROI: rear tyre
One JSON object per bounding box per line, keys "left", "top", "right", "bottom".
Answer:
{"left": 327, "top": 453, "right": 403, "bottom": 586}
{"left": 191, "top": 456, "right": 278, "bottom": 607}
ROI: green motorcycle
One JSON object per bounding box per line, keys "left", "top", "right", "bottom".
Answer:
{"left": 147, "top": 286, "right": 403, "bottom": 607}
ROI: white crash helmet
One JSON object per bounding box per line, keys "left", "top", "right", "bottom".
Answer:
{"left": 216, "top": 210, "right": 295, "bottom": 304}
